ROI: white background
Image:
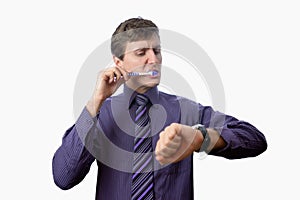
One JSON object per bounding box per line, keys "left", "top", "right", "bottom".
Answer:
{"left": 1, "top": 0, "right": 299, "bottom": 199}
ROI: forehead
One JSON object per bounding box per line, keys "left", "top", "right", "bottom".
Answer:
{"left": 125, "top": 36, "right": 161, "bottom": 52}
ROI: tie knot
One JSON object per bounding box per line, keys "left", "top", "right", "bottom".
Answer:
{"left": 135, "top": 94, "right": 149, "bottom": 106}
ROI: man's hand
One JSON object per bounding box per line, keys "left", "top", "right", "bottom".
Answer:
{"left": 155, "top": 123, "right": 203, "bottom": 165}
{"left": 86, "top": 66, "right": 129, "bottom": 117}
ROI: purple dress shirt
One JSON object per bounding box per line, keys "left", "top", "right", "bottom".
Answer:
{"left": 52, "top": 86, "right": 267, "bottom": 199}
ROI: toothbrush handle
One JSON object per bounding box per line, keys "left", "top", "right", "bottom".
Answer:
{"left": 128, "top": 72, "right": 140, "bottom": 76}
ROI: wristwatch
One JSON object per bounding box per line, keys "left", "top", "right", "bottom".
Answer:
{"left": 192, "top": 124, "right": 210, "bottom": 153}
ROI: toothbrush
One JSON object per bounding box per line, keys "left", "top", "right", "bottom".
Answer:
{"left": 113, "top": 70, "right": 158, "bottom": 82}
{"left": 128, "top": 71, "right": 158, "bottom": 76}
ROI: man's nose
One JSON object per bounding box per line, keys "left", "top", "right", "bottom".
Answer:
{"left": 146, "top": 49, "right": 160, "bottom": 64}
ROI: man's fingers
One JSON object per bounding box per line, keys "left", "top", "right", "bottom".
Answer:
{"left": 113, "top": 68, "right": 122, "bottom": 82}
{"left": 171, "top": 134, "right": 181, "bottom": 144}
{"left": 163, "top": 125, "right": 178, "bottom": 140}
{"left": 158, "top": 131, "right": 177, "bottom": 149}
{"left": 156, "top": 132, "right": 182, "bottom": 158}
{"left": 155, "top": 123, "right": 186, "bottom": 165}
{"left": 116, "top": 66, "right": 129, "bottom": 81}
{"left": 101, "top": 67, "right": 125, "bottom": 84}
{"left": 109, "top": 70, "right": 116, "bottom": 83}
{"left": 162, "top": 135, "right": 181, "bottom": 150}
{"left": 155, "top": 154, "right": 171, "bottom": 165}
{"left": 100, "top": 69, "right": 114, "bottom": 84}
{"left": 155, "top": 154, "right": 178, "bottom": 165}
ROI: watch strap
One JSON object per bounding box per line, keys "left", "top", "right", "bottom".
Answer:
{"left": 192, "top": 124, "right": 210, "bottom": 153}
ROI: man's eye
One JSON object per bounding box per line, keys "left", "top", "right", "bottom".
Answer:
{"left": 136, "top": 51, "right": 145, "bottom": 56}
{"left": 154, "top": 48, "right": 161, "bottom": 55}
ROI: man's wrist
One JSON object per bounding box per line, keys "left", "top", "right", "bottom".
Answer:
{"left": 192, "top": 129, "right": 203, "bottom": 152}
{"left": 86, "top": 98, "right": 103, "bottom": 117}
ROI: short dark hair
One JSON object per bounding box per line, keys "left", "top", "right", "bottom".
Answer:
{"left": 111, "top": 18, "right": 159, "bottom": 60}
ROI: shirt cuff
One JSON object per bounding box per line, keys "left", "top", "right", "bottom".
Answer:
{"left": 75, "top": 107, "right": 97, "bottom": 143}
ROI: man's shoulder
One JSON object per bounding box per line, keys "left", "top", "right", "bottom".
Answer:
{"left": 159, "top": 91, "right": 203, "bottom": 125}
{"left": 104, "top": 93, "right": 125, "bottom": 103}
{"left": 99, "top": 93, "right": 126, "bottom": 111}
{"left": 158, "top": 91, "right": 198, "bottom": 105}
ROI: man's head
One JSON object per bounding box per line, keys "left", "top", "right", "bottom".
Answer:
{"left": 111, "top": 18, "right": 159, "bottom": 60}
{"left": 111, "top": 17, "right": 162, "bottom": 93}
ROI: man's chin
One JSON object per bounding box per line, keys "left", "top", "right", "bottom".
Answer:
{"left": 143, "top": 80, "right": 160, "bottom": 88}
{"left": 126, "top": 81, "right": 160, "bottom": 92}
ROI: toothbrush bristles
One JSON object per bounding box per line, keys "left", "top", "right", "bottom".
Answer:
{"left": 151, "top": 71, "right": 158, "bottom": 76}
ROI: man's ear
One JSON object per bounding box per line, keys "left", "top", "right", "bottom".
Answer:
{"left": 113, "top": 56, "right": 123, "bottom": 68}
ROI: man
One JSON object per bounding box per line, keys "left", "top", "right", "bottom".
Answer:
{"left": 52, "top": 18, "right": 267, "bottom": 199}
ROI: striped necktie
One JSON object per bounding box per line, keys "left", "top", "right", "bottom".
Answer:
{"left": 131, "top": 94, "right": 154, "bottom": 200}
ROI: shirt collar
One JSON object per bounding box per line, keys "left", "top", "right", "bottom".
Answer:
{"left": 124, "top": 84, "right": 159, "bottom": 109}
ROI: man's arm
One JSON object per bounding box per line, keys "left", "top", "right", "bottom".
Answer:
{"left": 200, "top": 105, "right": 267, "bottom": 159}
{"left": 52, "top": 66, "right": 129, "bottom": 189}
{"left": 155, "top": 105, "right": 267, "bottom": 165}
{"left": 155, "top": 123, "right": 226, "bottom": 165}
{"left": 52, "top": 108, "right": 96, "bottom": 190}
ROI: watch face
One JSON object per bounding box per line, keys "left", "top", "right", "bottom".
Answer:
{"left": 193, "top": 124, "right": 204, "bottom": 130}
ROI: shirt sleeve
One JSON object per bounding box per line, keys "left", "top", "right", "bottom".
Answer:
{"left": 199, "top": 105, "right": 267, "bottom": 159}
{"left": 52, "top": 107, "right": 96, "bottom": 190}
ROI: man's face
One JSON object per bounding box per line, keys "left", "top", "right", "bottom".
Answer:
{"left": 117, "top": 35, "right": 162, "bottom": 93}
